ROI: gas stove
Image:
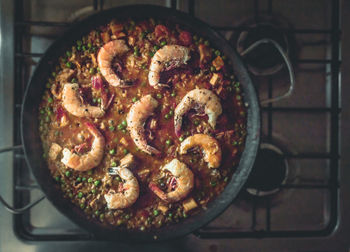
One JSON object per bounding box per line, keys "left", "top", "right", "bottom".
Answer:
{"left": 1, "top": 0, "right": 349, "bottom": 251}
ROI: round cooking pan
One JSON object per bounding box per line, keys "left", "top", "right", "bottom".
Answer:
{"left": 19, "top": 5, "right": 260, "bottom": 242}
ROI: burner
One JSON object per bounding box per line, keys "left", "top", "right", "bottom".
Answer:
{"left": 230, "top": 14, "right": 297, "bottom": 76}
{"left": 246, "top": 143, "right": 288, "bottom": 196}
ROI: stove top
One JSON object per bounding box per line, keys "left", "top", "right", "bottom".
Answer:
{"left": 1, "top": 0, "right": 350, "bottom": 251}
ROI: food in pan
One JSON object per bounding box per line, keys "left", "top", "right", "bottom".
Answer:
{"left": 38, "top": 18, "right": 247, "bottom": 230}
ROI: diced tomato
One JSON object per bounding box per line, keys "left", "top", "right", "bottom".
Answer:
{"left": 179, "top": 31, "right": 192, "bottom": 46}
{"left": 154, "top": 25, "right": 169, "bottom": 38}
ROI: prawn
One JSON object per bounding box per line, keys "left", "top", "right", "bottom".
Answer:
{"left": 61, "top": 122, "right": 105, "bottom": 171}
{"left": 104, "top": 166, "right": 140, "bottom": 209}
{"left": 179, "top": 134, "right": 222, "bottom": 169}
{"left": 148, "top": 45, "right": 190, "bottom": 89}
{"left": 126, "top": 95, "right": 160, "bottom": 155}
{"left": 174, "top": 88, "right": 222, "bottom": 136}
{"left": 97, "top": 39, "right": 131, "bottom": 88}
{"left": 62, "top": 83, "right": 105, "bottom": 118}
{"left": 149, "top": 159, "right": 194, "bottom": 202}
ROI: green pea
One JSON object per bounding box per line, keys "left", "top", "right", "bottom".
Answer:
{"left": 121, "top": 120, "right": 127, "bottom": 127}
{"left": 82, "top": 45, "right": 86, "bottom": 51}
{"left": 47, "top": 110, "right": 52, "bottom": 116}
{"left": 123, "top": 149, "right": 128, "bottom": 155}
{"left": 232, "top": 141, "right": 238, "bottom": 146}
{"left": 166, "top": 139, "right": 172, "bottom": 145}
{"left": 204, "top": 40, "right": 210, "bottom": 46}
{"left": 45, "top": 116, "right": 50, "bottom": 122}
{"left": 88, "top": 177, "right": 93, "bottom": 183}
{"left": 77, "top": 46, "right": 81, "bottom": 51}
{"left": 91, "top": 189, "right": 96, "bottom": 194}
{"left": 40, "top": 109, "right": 45, "bottom": 114}
{"left": 153, "top": 209, "right": 159, "bottom": 216}
{"left": 55, "top": 176, "right": 60, "bottom": 182}
{"left": 149, "top": 51, "right": 155, "bottom": 57}
{"left": 87, "top": 42, "right": 92, "bottom": 48}
{"left": 109, "top": 125, "right": 115, "bottom": 131}
{"left": 210, "top": 66, "right": 216, "bottom": 72}
{"left": 160, "top": 41, "right": 167, "bottom": 46}
{"left": 68, "top": 193, "right": 73, "bottom": 198}
{"left": 236, "top": 95, "right": 241, "bottom": 100}
{"left": 80, "top": 203, "right": 85, "bottom": 209}
{"left": 66, "top": 51, "right": 71, "bottom": 57}
{"left": 122, "top": 129, "right": 127, "bottom": 134}
{"left": 76, "top": 177, "right": 81, "bottom": 182}
{"left": 117, "top": 124, "right": 124, "bottom": 130}
{"left": 89, "top": 68, "right": 95, "bottom": 74}
{"left": 95, "top": 210, "right": 100, "bottom": 216}
{"left": 179, "top": 136, "right": 184, "bottom": 142}
{"left": 140, "top": 226, "right": 145, "bottom": 231}
{"left": 46, "top": 82, "right": 51, "bottom": 88}
{"left": 47, "top": 97, "right": 53, "bottom": 103}
{"left": 132, "top": 97, "right": 138, "bottom": 103}
{"left": 156, "top": 93, "right": 162, "bottom": 99}
{"left": 109, "top": 149, "right": 115, "bottom": 155}
{"left": 171, "top": 91, "right": 176, "bottom": 97}
{"left": 153, "top": 45, "right": 159, "bottom": 51}
{"left": 77, "top": 40, "right": 82, "bottom": 46}
{"left": 115, "top": 176, "right": 122, "bottom": 182}
{"left": 82, "top": 177, "right": 87, "bottom": 182}
{"left": 77, "top": 192, "right": 83, "bottom": 198}
{"left": 194, "top": 120, "right": 200, "bottom": 126}
{"left": 234, "top": 82, "right": 240, "bottom": 87}
{"left": 94, "top": 180, "right": 101, "bottom": 186}
{"left": 183, "top": 212, "right": 188, "bottom": 218}
{"left": 168, "top": 213, "right": 173, "bottom": 217}
{"left": 224, "top": 177, "right": 229, "bottom": 182}
{"left": 111, "top": 161, "right": 117, "bottom": 167}
{"left": 164, "top": 114, "right": 170, "bottom": 119}
{"left": 66, "top": 62, "right": 72, "bottom": 68}
{"left": 92, "top": 98, "right": 97, "bottom": 103}
{"left": 168, "top": 110, "right": 174, "bottom": 116}
{"left": 97, "top": 98, "right": 101, "bottom": 103}
{"left": 215, "top": 50, "right": 221, "bottom": 56}
{"left": 141, "top": 64, "right": 146, "bottom": 70}
{"left": 87, "top": 170, "right": 93, "bottom": 175}
{"left": 71, "top": 78, "right": 77, "bottom": 83}
{"left": 210, "top": 181, "right": 217, "bottom": 187}
{"left": 97, "top": 67, "right": 100, "bottom": 73}
{"left": 52, "top": 72, "right": 56, "bottom": 77}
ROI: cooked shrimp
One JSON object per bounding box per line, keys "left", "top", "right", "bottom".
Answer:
{"left": 179, "top": 134, "right": 222, "bottom": 169}
{"left": 148, "top": 45, "right": 190, "bottom": 89}
{"left": 174, "top": 88, "right": 222, "bottom": 136}
{"left": 104, "top": 167, "right": 140, "bottom": 209}
{"left": 61, "top": 122, "right": 105, "bottom": 171}
{"left": 62, "top": 83, "right": 105, "bottom": 118}
{"left": 149, "top": 159, "right": 194, "bottom": 202}
{"left": 97, "top": 39, "right": 130, "bottom": 87}
{"left": 126, "top": 95, "right": 160, "bottom": 155}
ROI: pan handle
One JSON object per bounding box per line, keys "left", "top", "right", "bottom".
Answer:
{"left": 240, "top": 38, "right": 295, "bottom": 105}
{"left": 0, "top": 145, "right": 46, "bottom": 214}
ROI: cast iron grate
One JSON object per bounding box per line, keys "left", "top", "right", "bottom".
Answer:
{"left": 12, "top": 0, "right": 341, "bottom": 240}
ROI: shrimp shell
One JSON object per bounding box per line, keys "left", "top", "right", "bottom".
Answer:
{"left": 62, "top": 83, "right": 105, "bottom": 118}
{"left": 148, "top": 45, "right": 190, "bottom": 89}
{"left": 179, "top": 134, "right": 222, "bottom": 169}
{"left": 104, "top": 167, "right": 140, "bottom": 209}
{"left": 174, "top": 88, "right": 222, "bottom": 136}
{"left": 97, "top": 39, "right": 130, "bottom": 87}
{"left": 126, "top": 95, "right": 160, "bottom": 155}
{"left": 61, "top": 122, "right": 105, "bottom": 171}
